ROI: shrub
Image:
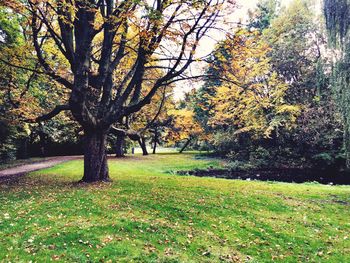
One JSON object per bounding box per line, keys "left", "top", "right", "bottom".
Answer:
{"left": 249, "top": 146, "right": 271, "bottom": 168}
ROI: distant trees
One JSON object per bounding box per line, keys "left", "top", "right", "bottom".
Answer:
{"left": 265, "top": 0, "right": 343, "bottom": 167}
{"left": 191, "top": 0, "right": 345, "bottom": 169}
{"left": 207, "top": 29, "right": 299, "bottom": 138}
{"left": 0, "top": 5, "right": 77, "bottom": 160}
{"left": 192, "top": 27, "right": 301, "bottom": 163}
{"left": 168, "top": 107, "right": 203, "bottom": 153}
{"left": 111, "top": 85, "right": 174, "bottom": 156}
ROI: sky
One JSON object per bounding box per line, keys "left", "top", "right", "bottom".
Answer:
{"left": 172, "top": 0, "right": 321, "bottom": 99}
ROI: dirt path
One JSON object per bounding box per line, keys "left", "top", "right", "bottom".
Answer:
{"left": 0, "top": 156, "right": 81, "bottom": 180}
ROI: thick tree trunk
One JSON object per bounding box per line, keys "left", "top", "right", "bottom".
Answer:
{"left": 38, "top": 131, "right": 47, "bottom": 157}
{"left": 152, "top": 128, "right": 158, "bottom": 154}
{"left": 152, "top": 141, "right": 157, "bottom": 154}
{"left": 344, "top": 127, "right": 350, "bottom": 169}
{"left": 138, "top": 137, "right": 148, "bottom": 155}
{"left": 179, "top": 137, "right": 192, "bottom": 153}
{"left": 115, "top": 134, "right": 125, "bottom": 158}
{"left": 19, "top": 138, "right": 29, "bottom": 159}
{"left": 81, "top": 131, "right": 110, "bottom": 182}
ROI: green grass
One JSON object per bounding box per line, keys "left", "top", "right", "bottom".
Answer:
{"left": 0, "top": 153, "right": 349, "bottom": 262}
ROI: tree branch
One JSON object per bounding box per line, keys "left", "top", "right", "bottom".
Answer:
{"left": 35, "top": 104, "right": 71, "bottom": 122}
{"left": 30, "top": 8, "right": 74, "bottom": 89}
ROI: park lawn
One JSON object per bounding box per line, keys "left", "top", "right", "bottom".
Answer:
{"left": 0, "top": 153, "right": 349, "bottom": 262}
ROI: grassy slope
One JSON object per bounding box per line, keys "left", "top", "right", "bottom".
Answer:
{"left": 0, "top": 153, "right": 349, "bottom": 262}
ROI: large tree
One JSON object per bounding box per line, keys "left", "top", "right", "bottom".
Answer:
{"left": 1, "top": 0, "right": 227, "bottom": 182}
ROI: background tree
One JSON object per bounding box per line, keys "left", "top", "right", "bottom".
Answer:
{"left": 207, "top": 29, "right": 300, "bottom": 138}
{"left": 262, "top": 0, "right": 344, "bottom": 167}
{"left": 167, "top": 107, "right": 204, "bottom": 153}
{"left": 324, "top": 0, "right": 350, "bottom": 168}
{"left": 111, "top": 85, "right": 174, "bottom": 156}
{"left": 263, "top": 0, "right": 322, "bottom": 102}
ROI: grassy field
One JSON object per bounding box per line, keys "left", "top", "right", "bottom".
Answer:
{"left": 0, "top": 153, "right": 349, "bottom": 262}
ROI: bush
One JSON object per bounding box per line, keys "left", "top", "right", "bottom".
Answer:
{"left": 249, "top": 146, "right": 271, "bottom": 168}
{"left": 311, "top": 152, "right": 345, "bottom": 170}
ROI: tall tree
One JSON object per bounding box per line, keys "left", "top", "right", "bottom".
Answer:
{"left": 324, "top": 0, "right": 350, "bottom": 167}
{"left": 1, "top": 0, "right": 227, "bottom": 182}
{"left": 206, "top": 29, "right": 300, "bottom": 138}
{"left": 263, "top": 0, "right": 322, "bottom": 103}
